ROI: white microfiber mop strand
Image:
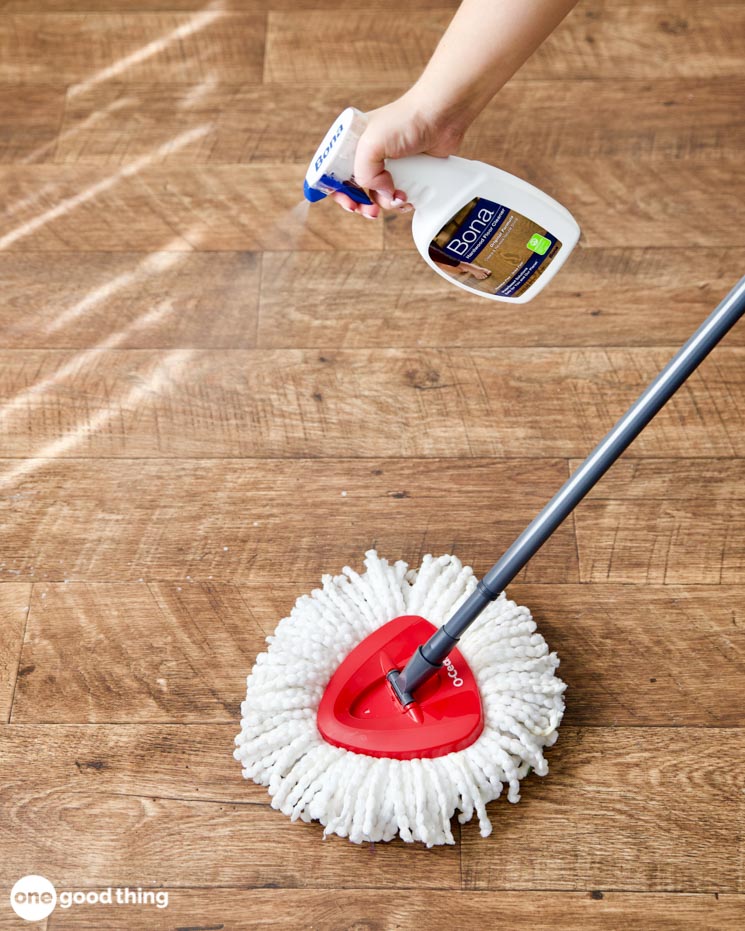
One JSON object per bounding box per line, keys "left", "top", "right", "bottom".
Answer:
{"left": 234, "top": 550, "right": 565, "bottom": 846}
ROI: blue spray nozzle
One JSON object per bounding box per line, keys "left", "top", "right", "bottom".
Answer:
{"left": 303, "top": 175, "right": 373, "bottom": 206}
{"left": 303, "top": 179, "right": 327, "bottom": 203}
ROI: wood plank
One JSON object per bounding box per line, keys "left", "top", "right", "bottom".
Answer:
{"left": 0, "top": 458, "right": 577, "bottom": 584}
{"left": 575, "top": 501, "right": 745, "bottom": 585}
{"left": 265, "top": 3, "right": 745, "bottom": 84}
{"left": 580, "top": 458, "right": 745, "bottom": 500}
{"left": 0, "top": 253, "right": 260, "bottom": 349}
{"left": 461, "top": 77, "right": 745, "bottom": 163}
{"left": 264, "top": 9, "right": 449, "bottom": 84}
{"left": 0, "top": 85, "right": 65, "bottom": 164}
{"left": 0, "top": 166, "right": 380, "bottom": 252}
{"left": 0, "top": 349, "right": 741, "bottom": 458}
{"left": 510, "top": 583, "right": 745, "bottom": 726}
{"left": 0, "top": 724, "right": 258, "bottom": 803}
{"left": 43, "top": 890, "right": 745, "bottom": 931}
{"left": 0, "top": 729, "right": 460, "bottom": 890}
{"left": 0, "top": 585, "right": 31, "bottom": 722}
{"left": 11, "top": 581, "right": 745, "bottom": 725}
{"left": 50, "top": 78, "right": 745, "bottom": 166}
{"left": 12, "top": 582, "right": 268, "bottom": 722}
{"left": 0, "top": 13, "right": 265, "bottom": 83}
{"left": 384, "top": 158, "right": 745, "bottom": 251}
{"left": 54, "top": 84, "right": 404, "bottom": 165}
{"left": 257, "top": 248, "right": 745, "bottom": 349}
{"left": 461, "top": 727, "right": 745, "bottom": 892}
{"left": 573, "top": 459, "right": 745, "bottom": 584}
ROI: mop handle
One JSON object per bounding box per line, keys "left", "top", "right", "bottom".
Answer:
{"left": 392, "top": 275, "right": 745, "bottom": 701}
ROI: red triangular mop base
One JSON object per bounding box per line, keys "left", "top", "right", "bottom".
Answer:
{"left": 317, "top": 615, "right": 484, "bottom": 760}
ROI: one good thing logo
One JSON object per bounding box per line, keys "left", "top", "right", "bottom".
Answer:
{"left": 9, "top": 876, "right": 169, "bottom": 921}
{"left": 10, "top": 876, "right": 57, "bottom": 922}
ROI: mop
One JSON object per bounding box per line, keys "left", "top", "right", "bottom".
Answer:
{"left": 235, "top": 278, "right": 745, "bottom": 846}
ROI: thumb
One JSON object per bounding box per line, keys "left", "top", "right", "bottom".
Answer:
{"left": 353, "top": 133, "right": 395, "bottom": 199}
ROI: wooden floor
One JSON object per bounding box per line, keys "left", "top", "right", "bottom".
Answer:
{"left": 1, "top": 0, "right": 744, "bottom": 928}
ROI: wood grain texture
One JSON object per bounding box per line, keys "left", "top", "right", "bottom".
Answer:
{"left": 0, "top": 349, "right": 741, "bottom": 458}
{"left": 573, "top": 459, "right": 745, "bottom": 584}
{"left": 511, "top": 583, "right": 745, "bottom": 726}
{"left": 49, "top": 78, "right": 745, "bottom": 166}
{"left": 0, "top": 13, "right": 265, "bottom": 83}
{"left": 576, "top": 500, "right": 745, "bottom": 585}
{"left": 10, "top": 582, "right": 745, "bottom": 726}
{"left": 0, "top": 729, "right": 460, "bottom": 890}
{"left": 265, "top": 3, "right": 745, "bottom": 84}
{"left": 580, "top": 458, "right": 745, "bottom": 500}
{"left": 462, "top": 77, "right": 745, "bottom": 163}
{"left": 0, "top": 724, "right": 258, "bottom": 805}
{"left": 55, "top": 84, "right": 403, "bottom": 165}
{"left": 0, "top": 86, "right": 65, "bottom": 164}
{"left": 0, "top": 252, "right": 260, "bottom": 349}
{"left": 0, "top": 912, "right": 47, "bottom": 931}
{"left": 0, "top": 166, "right": 381, "bottom": 252}
{"left": 257, "top": 248, "right": 745, "bottom": 348}
{"left": 461, "top": 727, "right": 745, "bottom": 893}
{"left": 264, "top": 10, "right": 449, "bottom": 84}
{"left": 0, "top": 459, "right": 578, "bottom": 584}
{"left": 12, "top": 582, "right": 267, "bottom": 722}
{"left": 0, "top": 585, "right": 31, "bottom": 722}
{"left": 43, "top": 890, "right": 745, "bottom": 931}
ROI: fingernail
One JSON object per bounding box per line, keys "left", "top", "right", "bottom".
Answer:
{"left": 342, "top": 206, "right": 355, "bottom": 213}
{"left": 362, "top": 213, "right": 377, "bottom": 220}
{"left": 390, "top": 197, "right": 406, "bottom": 208}
{"left": 400, "top": 203, "right": 414, "bottom": 213}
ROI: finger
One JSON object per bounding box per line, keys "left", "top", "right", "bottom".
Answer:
{"left": 330, "top": 191, "right": 361, "bottom": 213}
{"left": 356, "top": 201, "right": 382, "bottom": 219}
{"left": 354, "top": 135, "right": 396, "bottom": 198}
{"left": 331, "top": 190, "right": 381, "bottom": 219}
{"left": 369, "top": 189, "right": 411, "bottom": 213}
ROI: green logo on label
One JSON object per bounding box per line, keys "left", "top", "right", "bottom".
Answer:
{"left": 527, "top": 233, "right": 551, "bottom": 255}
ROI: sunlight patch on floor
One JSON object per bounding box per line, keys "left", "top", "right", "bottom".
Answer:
{"left": 68, "top": 7, "right": 222, "bottom": 101}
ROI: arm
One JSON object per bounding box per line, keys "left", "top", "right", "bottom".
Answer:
{"left": 334, "top": 0, "right": 579, "bottom": 217}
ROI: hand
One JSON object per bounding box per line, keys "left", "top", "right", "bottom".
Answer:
{"left": 331, "top": 92, "right": 464, "bottom": 219}
{"left": 329, "top": 0, "right": 579, "bottom": 219}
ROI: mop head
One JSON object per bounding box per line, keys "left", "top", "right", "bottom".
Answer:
{"left": 234, "top": 550, "right": 565, "bottom": 846}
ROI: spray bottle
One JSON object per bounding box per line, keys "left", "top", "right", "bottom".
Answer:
{"left": 304, "top": 107, "right": 580, "bottom": 304}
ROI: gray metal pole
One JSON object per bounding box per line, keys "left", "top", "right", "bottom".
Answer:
{"left": 389, "top": 275, "right": 745, "bottom": 706}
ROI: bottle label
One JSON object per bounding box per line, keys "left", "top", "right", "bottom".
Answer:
{"left": 429, "top": 196, "right": 562, "bottom": 298}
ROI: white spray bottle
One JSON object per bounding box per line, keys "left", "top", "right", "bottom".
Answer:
{"left": 304, "top": 107, "right": 580, "bottom": 304}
